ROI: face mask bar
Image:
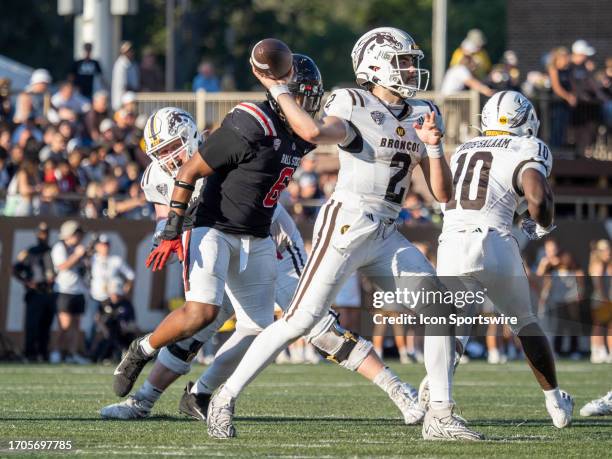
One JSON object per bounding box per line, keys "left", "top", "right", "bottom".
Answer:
{"left": 387, "top": 52, "right": 430, "bottom": 98}
{"left": 148, "top": 136, "right": 190, "bottom": 177}
{"left": 290, "top": 82, "right": 324, "bottom": 115}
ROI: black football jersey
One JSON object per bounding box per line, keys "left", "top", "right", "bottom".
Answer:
{"left": 194, "top": 101, "right": 314, "bottom": 238}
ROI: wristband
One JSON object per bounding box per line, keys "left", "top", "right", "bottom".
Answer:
{"left": 161, "top": 210, "right": 185, "bottom": 240}
{"left": 174, "top": 180, "right": 195, "bottom": 192}
{"left": 170, "top": 200, "right": 188, "bottom": 210}
{"left": 425, "top": 143, "right": 443, "bottom": 159}
{"left": 269, "top": 84, "right": 290, "bottom": 102}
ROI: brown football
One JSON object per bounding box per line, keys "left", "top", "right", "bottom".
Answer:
{"left": 250, "top": 38, "right": 293, "bottom": 79}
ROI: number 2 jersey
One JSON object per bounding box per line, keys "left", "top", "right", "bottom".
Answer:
{"left": 323, "top": 87, "right": 444, "bottom": 220}
{"left": 441, "top": 134, "right": 553, "bottom": 233}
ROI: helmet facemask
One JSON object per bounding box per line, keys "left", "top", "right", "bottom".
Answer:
{"left": 147, "top": 133, "right": 192, "bottom": 178}
{"left": 384, "top": 52, "right": 430, "bottom": 98}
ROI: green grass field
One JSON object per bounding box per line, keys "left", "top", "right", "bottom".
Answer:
{"left": 0, "top": 361, "right": 610, "bottom": 458}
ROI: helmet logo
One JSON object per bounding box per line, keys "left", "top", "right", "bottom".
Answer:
{"left": 509, "top": 96, "right": 531, "bottom": 128}
{"left": 356, "top": 32, "right": 404, "bottom": 67}
{"left": 370, "top": 111, "right": 386, "bottom": 125}
{"left": 167, "top": 110, "right": 194, "bottom": 136}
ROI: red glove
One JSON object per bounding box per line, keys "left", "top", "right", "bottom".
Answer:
{"left": 146, "top": 238, "right": 184, "bottom": 271}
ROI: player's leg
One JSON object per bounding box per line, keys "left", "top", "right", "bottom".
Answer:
{"left": 483, "top": 232, "right": 573, "bottom": 428}
{"left": 363, "top": 229, "right": 482, "bottom": 440}
{"left": 112, "top": 227, "right": 232, "bottom": 397}
{"left": 101, "top": 300, "right": 235, "bottom": 419}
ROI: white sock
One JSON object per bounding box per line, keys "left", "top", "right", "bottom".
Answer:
{"left": 135, "top": 380, "right": 162, "bottom": 404}
{"left": 193, "top": 330, "right": 257, "bottom": 395}
{"left": 139, "top": 334, "right": 156, "bottom": 357}
{"left": 425, "top": 335, "right": 454, "bottom": 404}
{"left": 223, "top": 319, "right": 302, "bottom": 397}
{"left": 373, "top": 367, "right": 401, "bottom": 395}
{"left": 543, "top": 387, "right": 561, "bottom": 403}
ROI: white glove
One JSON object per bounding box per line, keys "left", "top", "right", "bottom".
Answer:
{"left": 521, "top": 217, "right": 556, "bottom": 240}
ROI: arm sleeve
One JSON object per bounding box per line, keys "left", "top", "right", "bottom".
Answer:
{"left": 323, "top": 89, "right": 359, "bottom": 148}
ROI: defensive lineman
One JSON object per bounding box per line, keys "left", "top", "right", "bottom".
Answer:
{"left": 206, "top": 27, "right": 482, "bottom": 440}
{"left": 108, "top": 59, "right": 423, "bottom": 423}
{"left": 420, "top": 91, "right": 574, "bottom": 431}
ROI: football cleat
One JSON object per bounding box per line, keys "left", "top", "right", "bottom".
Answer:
{"left": 422, "top": 404, "right": 484, "bottom": 441}
{"left": 100, "top": 395, "right": 153, "bottom": 420}
{"left": 178, "top": 381, "right": 211, "bottom": 421}
{"left": 113, "top": 337, "right": 156, "bottom": 397}
{"left": 546, "top": 390, "right": 574, "bottom": 428}
{"left": 580, "top": 391, "right": 612, "bottom": 417}
{"left": 389, "top": 382, "right": 425, "bottom": 425}
{"left": 207, "top": 386, "right": 237, "bottom": 439}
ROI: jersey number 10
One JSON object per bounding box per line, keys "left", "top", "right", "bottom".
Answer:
{"left": 446, "top": 151, "right": 493, "bottom": 211}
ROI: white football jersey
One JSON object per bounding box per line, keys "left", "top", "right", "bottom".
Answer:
{"left": 442, "top": 134, "right": 553, "bottom": 233}
{"left": 323, "top": 88, "right": 444, "bottom": 219}
{"left": 140, "top": 161, "right": 205, "bottom": 208}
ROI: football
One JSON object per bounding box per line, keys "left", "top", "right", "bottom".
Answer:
{"left": 250, "top": 38, "right": 293, "bottom": 79}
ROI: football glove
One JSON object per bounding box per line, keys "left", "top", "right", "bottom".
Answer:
{"left": 521, "top": 217, "right": 556, "bottom": 241}
{"left": 146, "top": 211, "right": 185, "bottom": 271}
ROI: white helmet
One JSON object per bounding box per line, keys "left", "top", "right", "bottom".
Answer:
{"left": 351, "top": 27, "right": 429, "bottom": 98}
{"left": 143, "top": 107, "right": 202, "bottom": 177}
{"left": 481, "top": 91, "right": 540, "bottom": 137}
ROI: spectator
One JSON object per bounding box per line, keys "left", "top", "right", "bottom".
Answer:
{"left": 26, "top": 68, "right": 52, "bottom": 122}
{"left": 139, "top": 47, "right": 164, "bottom": 91}
{"left": 398, "top": 192, "right": 431, "bottom": 225}
{"left": 597, "top": 57, "right": 612, "bottom": 128}
{"left": 588, "top": 239, "right": 611, "bottom": 364}
{"left": 50, "top": 220, "right": 89, "bottom": 364}
{"left": 441, "top": 43, "right": 494, "bottom": 97}
{"left": 449, "top": 29, "right": 492, "bottom": 79}
{"left": 112, "top": 41, "right": 139, "bottom": 111}
{"left": 0, "top": 78, "right": 12, "bottom": 125}
{"left": 85, "top": 90, "right": 110, "bottom": 142}
{"left": 13, "top": 92, "right": 34, "bottom": 125}
{"left": 0, "top": 146, "right": 9, "bottom": 190}
{"left": 547, "top": 47, "right": 576, "bottom": 147}
{"left": 70, "top": 43, "right": 106, "bottom": 100}
{"left": 487, "top": 50, "right": 522, "bottom": 92}
{"left": 11, "top": 222, "right": 56, "bottom": 362}
{"left": 49, "top": 81, "right": 91, "bottom": 124}
{"left": 39, "top": 131, "right": 67, "bottom": 163}
{"left": 192, "top": 60, "right": 221, "bottom": 92}
{"left": 569, "top": 40, "right": 609, "bottom": 157}
{"left": 4, "top": 159, "right": 40, "bottom": 216}
{"left": 81, "top": 147, "right": 109, "bottom": 183}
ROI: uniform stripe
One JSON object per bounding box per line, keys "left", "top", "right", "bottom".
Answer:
{"left": 496, "top": 91, "right": 508, "bottom": 117}
{"left": 286, "top": 246, "right": 302, "bottom": 276}
{"left": 293, "top": 245, "right": 305, "bottom": 270}
{"left": 283, "top": 200, "right": 335, "bottom": 317}
{"left": 235, "top": 102, "right": 277, "bottom": 137}
{"left": 354, "top": 90, "right": 365, "bottom": 107}
{"left": 285, "top": 201, "right": 342, "bottom": 320}
{"left": 347, "top": 89, "right": 357, "bottom": 106}
{"left": 182, "top": 229, "right": 192, "bottom": 292}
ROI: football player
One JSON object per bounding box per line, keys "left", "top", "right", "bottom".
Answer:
{"left": 206, "top": 27, "right": 483, "bottom": 440}
{"left": 419, "top": 91, "right": 574, "bottom": 429}
{"left": 107, "top": 57, "right": 423, "bottom": 424}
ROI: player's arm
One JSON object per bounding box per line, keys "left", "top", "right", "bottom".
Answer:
{"left": 252, "top": 68, "right": 348, "bottom": 145}
{"left": 522, "top": 168, "right": 554, "bottom": 228}
{"left": 415, "top": 112, "right": 452, "bottom": 203}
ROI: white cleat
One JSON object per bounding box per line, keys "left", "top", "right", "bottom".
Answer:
{"left": 388, "top": 382, "right": 425, "bottom": 425}
{"left": 207, "top": 387, "right": 237, "bottom": 439}
{"left": 546, "top": 390, "right": 574, "bottom": 428}
{"left": 418, "top": 376, "right": 430, "bottom": 412}
{"left": 422, "top": 404, "right": 484, "bottom": 441}
{"left": 580, "top": 391, "right": 612, "bottom": 417}
{"left": 100, "top": 395, "right": 153, "bottom": 420}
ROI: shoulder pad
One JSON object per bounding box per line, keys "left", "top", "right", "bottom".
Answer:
{"left": 227, "top": 102, "right": 278, "bottom": 140}
{"left": 323, "top": 88, "right": 357, "bottom": 120}
{"left": 141, "top": 162, "right": 172, "bottom": 205}
{"left": 517, "top": 136, "right": 553, "bottom": 177}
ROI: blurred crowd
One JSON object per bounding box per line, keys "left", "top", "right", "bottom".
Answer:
{"left": 441, "top": 29, "right": 612, "bottom": 158}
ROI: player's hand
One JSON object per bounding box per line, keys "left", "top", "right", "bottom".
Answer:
{"left": 251, "top": 64, "right": 294, "bottom": 90}
{"left": 146, "top": 238, "right": 184, "bottom": 271}
{"left": 414, "top": 112, "right": 442, "bottom": 146}
{"left": 521, "top": 217, "right": 557, "bottom": 240}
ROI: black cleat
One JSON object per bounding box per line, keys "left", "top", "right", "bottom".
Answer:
{"left": 179, "top": 381, "right": 211, "bottom": 421}
{"left": 113, "top": 337, "right": 156, "bottom": 397}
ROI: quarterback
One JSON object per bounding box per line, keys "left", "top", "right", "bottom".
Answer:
{"left": 206, "top": 27, "right": 482, "bottom": 441}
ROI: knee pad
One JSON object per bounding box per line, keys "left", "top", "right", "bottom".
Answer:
{"left": 306, "top": 312, "right": 373, "bottom": 371}
{"left": 157, "top": 338, "right": 204, "bottom": 375}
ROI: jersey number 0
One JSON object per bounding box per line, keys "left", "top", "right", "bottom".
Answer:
{"left": 446, "top": 151, "right": 493, "bottom": 211}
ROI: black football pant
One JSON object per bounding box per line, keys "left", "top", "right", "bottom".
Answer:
{"left": 24, "top": 290, "right": 56, "bottom": 360}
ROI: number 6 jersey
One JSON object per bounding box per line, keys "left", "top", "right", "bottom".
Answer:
{"left": 323, "top": 88, "right": 444, "bottom": 220}
{"left": 441, "top": 134, "right": 553, "bottom": 233}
